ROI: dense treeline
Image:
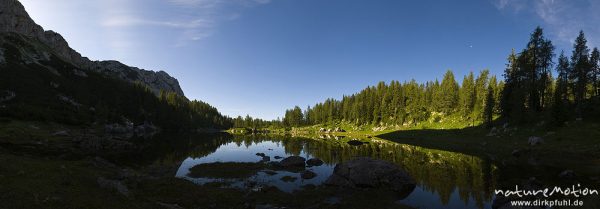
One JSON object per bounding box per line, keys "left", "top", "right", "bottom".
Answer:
{"left": 231, "top": 115, "right": 283, "bottom": 129}
{"left": 279, "top": 27, "right": 600, "bottom": 128}
{"left": 281, "top": 70, "right": 501, "bottom": 127}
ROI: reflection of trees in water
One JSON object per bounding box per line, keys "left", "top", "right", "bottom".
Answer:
{"left": 143, "top": 134, "right": 495, "bottom": 208}
{"left": 137, "top": 133, "right": 235, "bottom": 166}
{"left": 230, "top": 135, "right": 497, "bottom": 208}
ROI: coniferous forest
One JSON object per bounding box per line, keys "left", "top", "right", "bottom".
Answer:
{"left": 268, "top": 27, "right": 600, "bottom": 129}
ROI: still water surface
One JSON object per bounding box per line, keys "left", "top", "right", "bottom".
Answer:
{"left": 171, "top": 135, "right": 497, "bottom": 209}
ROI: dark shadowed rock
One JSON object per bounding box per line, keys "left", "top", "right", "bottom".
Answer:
{"left": 52, "top": 130, "right": 70, "bottom": 137}
{"left": 280, "top": 176, "right": 297, "bottom": 182}
{"left": 527, "top": 136, "right": 544, "bottom": 146}
{"left": 306, "top": 158, "right": 324, "bottom": 167}
{"left": 260, "top": 156, "right": 271, "bottom": 163}
{"left": 97, "top": 177, "right": 129, "bottom": 196}
{"left": 559, "top": 170, "right": 576, "bottom": 179}
{"left": 279, "top": 156, "right": 306, "bottom": 168}
{"left": 263, "top": 170, "right": 277, "bottom": 175}
{"left": 301, "top": 170, "right": 317, "bottom": 179}
{"left": 274, "top": 156, "right": 282, "bottom": 159}
{"left": 256, "top": 153, "right": 266, "bottom": 157}
{"left": 325, "top": 157, "right": 415, "bottom": 198}
{"left": 511, "top": 149, "right": 521, "bottom": 158}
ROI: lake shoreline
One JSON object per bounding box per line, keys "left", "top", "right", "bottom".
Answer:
{"left": 230, "top": 121, "right": 600, "bottom": 175}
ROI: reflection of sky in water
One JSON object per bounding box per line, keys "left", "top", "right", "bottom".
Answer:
{"left": 175, "top": 139, "right": 491, "bottom": 209}
{"left": 175, "top": 141, "right": 334, "bottom": 193}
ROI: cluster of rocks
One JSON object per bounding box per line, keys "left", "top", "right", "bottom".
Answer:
{"left": 255, "top": 153, "right": 271, "bottom": 163}
{"left": 0, "top": 0, "right": 185, "bottom": 96}
{"left": 105, "top": 120, "right": 158, "bottom": 137}
{"left": 318, "top": 134, "right": 345, "bottom": 140}
{"left": 487, "top": 123, "right": 517, "bottom": 137}
{"left": 318, "top": 127, "right": 346, "bottom": 133}
{"left": 264, "top": 155, "right": 325, "bottom": 180}
{"left": 325, "top": 157, "right": 416, "bottom": 199}
{"left": 57, "top": 94, "right": 82, "bottom": 107}
{"left": 371, "top": 126, "right": 387, "bottom": 132}
{"left": 79, "top": 136, "right": 136, "bottom": 152}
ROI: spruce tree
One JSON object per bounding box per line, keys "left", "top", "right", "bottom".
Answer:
{"left": 459, "top": 72, "right": 475, "bottom": 117}
{"left": 483, "top": 85, "right": 495, "bottom": 128}
{"left": 570, "top": 31, "right": 590, "bottom": 117}
{"left": 440, "top": 70, "right": 459, "bottom": 114}
{"left": 556, "top": 51, "right": 570, "bottom": 102}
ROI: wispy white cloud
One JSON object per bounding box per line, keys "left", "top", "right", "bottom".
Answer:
{"left": 99, "top": 0, "right": 273, "bottom": 48}
{"left": 102, "top": 16, "right": 213, "bottom": 29}
{"left": 167, "top": 0, "right": 222, "bottom": 8}
{"left": 494, "top": 0, "right": 600, "bottom": 48}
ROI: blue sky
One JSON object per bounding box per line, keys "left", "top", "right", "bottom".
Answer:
{"left": 19, "top": 0, "right": 600, "bottom": 120}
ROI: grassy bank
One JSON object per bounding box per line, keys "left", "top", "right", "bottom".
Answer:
{"left": 234, "top": 119, "right": 600, "bottom": 175}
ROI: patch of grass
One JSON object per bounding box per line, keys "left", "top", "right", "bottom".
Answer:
{"left": 187, "top": 162, "right": 267, "bottom": 179}
{"left": 377, "top": 122, "right": 600, "bottom": 174}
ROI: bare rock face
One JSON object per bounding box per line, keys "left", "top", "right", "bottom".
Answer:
{"left": 325, "top": 157, "right": 416, "bottom": 199}
{"left": 0, "top": 0, "right": 184, "bottom": 96}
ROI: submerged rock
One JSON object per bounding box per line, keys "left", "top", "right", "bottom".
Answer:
{"left": 301, "top": 170, "right": 317, "bottom": 179}
{"left": 280, "top": 176, "right": 297, "bottom": 182}
{"left": 306, "top": 158, "right": 324, "bottom": 167}
{"left": 325, "top": 157, "right": 415, "bottom": 198}
{"left": 263, "top": 170, "right": 277, "bottom": 175}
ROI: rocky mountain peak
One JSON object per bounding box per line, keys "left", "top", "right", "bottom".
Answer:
{"left": 0, "top": 0, "right": 185, "bottom": 96}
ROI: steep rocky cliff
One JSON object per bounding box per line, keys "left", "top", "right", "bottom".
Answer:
{"left": 0, "top": 0, "right": 184, "bottom": 96}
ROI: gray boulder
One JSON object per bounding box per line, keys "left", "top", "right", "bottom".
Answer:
{"left": 527, "top": 136, "right": 544, "bottom": 146}
{"left": 325, "top": 157, "right": 415, "bottom": 198}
